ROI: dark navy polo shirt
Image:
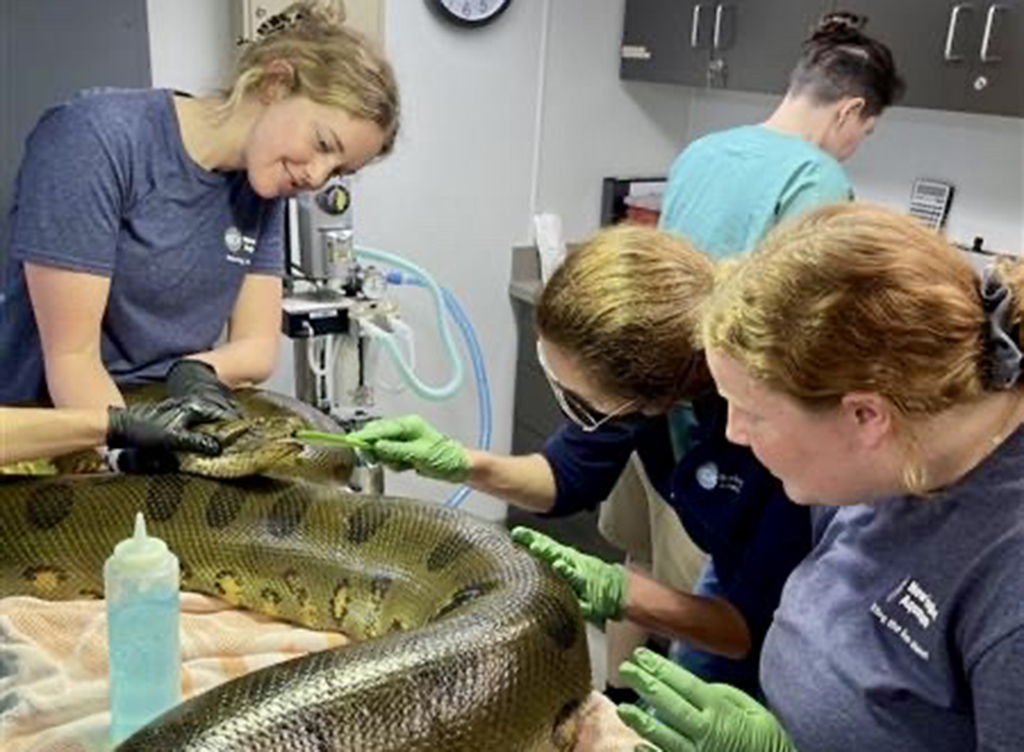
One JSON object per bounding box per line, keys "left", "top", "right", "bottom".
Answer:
{"left": 543, "top": 392, "right": 812, "bottom": 645}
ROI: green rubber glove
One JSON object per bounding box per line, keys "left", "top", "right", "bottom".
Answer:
{"left": 617, "top": 648, "right": 797, "bottom": 752}
{"left": 345, "top": 415, "right": 470, "bottom": 483}
{"left": 510, "top": 526, "right": 626, "bottom": 624}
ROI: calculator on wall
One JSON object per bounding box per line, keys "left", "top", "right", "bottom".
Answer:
{"left": 908, "top": 178, "right": 955, "bottom": 231}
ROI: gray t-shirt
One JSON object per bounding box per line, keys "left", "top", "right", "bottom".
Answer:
{"left": 0, "top": 88, "right": 284, "bottom": 404}
{"left": 762, "top": 426, "right": 1024, "bottom": 751}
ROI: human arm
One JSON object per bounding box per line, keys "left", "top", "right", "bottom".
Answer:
{"left": 1, "top": 408, "right": 109, "bottom": 463}
{"left": 346, "top": 413, "right": 654, "bottom": 515}
{"left": 0, "top": 401, "right": 221, "bottom": 466}
{"left": 466, "top": 450, "right": 557, "bottom": 512}
{"left": 25, "top": 263, "right": 124, "bottom": 408}
{"left": 183, "top": 273, "right": 282, "bottom": 387}
{"left": 344, "top": 415, "right": 558, "bottom": 511}
{"left": 626, "top": 573, "right": 751, "bottom": 660}
{"left": 347, "top": 415, "right": 666, "bottom": 514}
{"left": 512, "top": 527, "right": 751, "bottom": 659}
{"left": 617, "top": 648, "right": 796, "bottom": 752}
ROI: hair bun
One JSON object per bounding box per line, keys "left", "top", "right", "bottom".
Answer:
{"left": 810, "top": 11, "right": 868, "bottom": 46}
{"left": 301, "top": 0, "right": 346, "bottom": 27}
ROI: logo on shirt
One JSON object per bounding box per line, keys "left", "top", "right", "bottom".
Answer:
{"left": 224, "top": 226, "right": 257, "bottom": 266}
{"left": 869, "top": 576, "right": 940, "bottom": 661}
{"left": 696, "top": 462, "right": 719, "bottom": 490}
{"left": 694, "top": 462, "right": 743, "bottom": 493}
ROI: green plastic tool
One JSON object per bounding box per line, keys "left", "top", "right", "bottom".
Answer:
{"left": 293, "top": 430, "right": 371, "bottom": 450}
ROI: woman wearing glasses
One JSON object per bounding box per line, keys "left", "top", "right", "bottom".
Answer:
{"left": 347, "top": 224, "right": 810, "bottom": 689}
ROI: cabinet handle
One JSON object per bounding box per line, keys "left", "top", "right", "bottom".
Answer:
{"left": 944, "top": 3, "right": 973, "bottom": 61}
{"left": 980, "top": 4, "right": 1008, "bottom": 62}
{"left": 713, "top": 4, "right": 725, "bottom": 50}
{"left": 691, "top": 4, "right": 706, "bottom": 49}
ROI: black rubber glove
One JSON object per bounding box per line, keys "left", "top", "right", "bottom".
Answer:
{"left": 165, "top": 360, "right": 242, "bottom": 422}
{"left": 106, "top": 399, "right": 223, "bottom": 456}
{"left": 112, "top": 448, "right": 183, "bottom": 474}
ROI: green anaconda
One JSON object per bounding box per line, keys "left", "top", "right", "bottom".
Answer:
{"left": 0, "top": 390, "right": 592, "bottom": 751}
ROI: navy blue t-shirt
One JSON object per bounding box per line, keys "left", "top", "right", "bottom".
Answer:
{"left": 762, "top": 425, "right": 1024, "bottom": 751}
{"left": 0, "top": 88, "right": 284, "bottom": 404}
{"left": 543, "top": 393, "right": 811, "bottom": 648}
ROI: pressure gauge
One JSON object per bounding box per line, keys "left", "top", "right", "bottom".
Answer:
{"left": 316, "top": 181, "right": 351, "bottom": 216}
{"left": 361, "top": 268, "right": 388, "bottom": 300}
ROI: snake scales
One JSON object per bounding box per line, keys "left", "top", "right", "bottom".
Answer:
{"left": 0, "top": 390, "right": 592, "bottom": 751}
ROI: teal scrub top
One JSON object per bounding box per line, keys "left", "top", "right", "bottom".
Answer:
{"left": 660, "top": 124, "right": 852, "bottom": 457}
{"left": 659, "top": 124, "right": 853, "bottom": 259}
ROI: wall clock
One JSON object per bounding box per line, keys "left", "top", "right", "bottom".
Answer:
{"left": 427, "top": 0, "right": 512, "bottom": 28}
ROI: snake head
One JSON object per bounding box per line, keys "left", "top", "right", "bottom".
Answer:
{"left": 180, "top": 416, "right": 307, "bottom": 478}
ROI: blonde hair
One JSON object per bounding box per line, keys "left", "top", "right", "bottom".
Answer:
{"left": 225, "top": 0, "right": 399, "bottom": 155}
{"left": 703, "top": 203, "right": 1024, "bottom": 490}
{"left": 536, "top": 224, "right": 715, "bottom": 407}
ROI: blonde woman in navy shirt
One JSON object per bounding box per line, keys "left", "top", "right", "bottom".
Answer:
{"left": 618, "top": 204, "right": 1024, "bottom": 751}
{"left": 0, "top": 2, "right": 398, "bottom": 426}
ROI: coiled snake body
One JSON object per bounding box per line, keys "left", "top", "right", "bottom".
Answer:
{"left": 0, "top": 391, "right": 591, "bottom": 750}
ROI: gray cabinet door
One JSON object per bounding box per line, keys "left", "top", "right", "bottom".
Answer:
{"left": 714, "top": 0, "right": 836, "bottom": 94}
{"left": 836, "top": 0, "right": 977, "bottom": 112}
{"left": 621, "top": 0, "right": 714, "bottom": 86}
{"left": 1, "top": 0, "right": 151, "bottom": 267}
{"left": 966, "top": 1, "right": 1022, "bottom": 116}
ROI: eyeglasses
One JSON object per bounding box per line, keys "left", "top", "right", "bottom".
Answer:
{"left": 535, "top": 341, "right": 638, "bottom": 433}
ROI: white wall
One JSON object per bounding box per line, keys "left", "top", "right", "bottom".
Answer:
{"left": 536, "top": 0, "right": 691, "bottom": 239}
{"left": 147, "top": 0, "right": 236, "bottom": 94}
{"left": 681, "top": 88, "right": 1024, "bottom": 255}
{"left": 844, "top": 108, "right": 1024, "bottom": 255}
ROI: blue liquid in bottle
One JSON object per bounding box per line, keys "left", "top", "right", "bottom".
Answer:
{"left": 105, "top": 512, "right": 181, "bottom": 744}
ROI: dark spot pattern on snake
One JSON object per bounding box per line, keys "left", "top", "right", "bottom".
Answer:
{"left": 178, "top": 558, "right": 194, "bottom": 585}
{"left": 145, "top": 475, "right": 187, "bottom": 522}
{"left": 214, "top": 570, "right": 243, "bottom": 596}
{"left": 551, "top": 698, "right": 585, "bottom": 747}
{"left": 426, "top": 534, "right": 473, "bottom": 572}
{"left": 296, "top": 719, "right": 333, "bottom": 752}
{"left": 430, "top": 582, "right": 496, "bottom": 623}
{"left": 534, "top": 592, "right": 581, "bottom": 651}
{"left": 206, "top": 485, "right": 246, "bottom": 529}
{"left": 20, "top": 565, "right": 69, "bottom": 588}
{"left": 331, "top": 580, "right": 351, "bottom": 623}
{"left": 346, "top": 503, "right": 392, "bottom": 545}
{"left": 369, "top": 575, "right": 391, "bottom": 602}
{"left": 267, "top": 491, "right": 309, "bottom": 538}
{"left": 24, "top": 484, "right": 74, "bottom": 530}
{"left": 282, "top": 568, "right": 310, "bottom": 604}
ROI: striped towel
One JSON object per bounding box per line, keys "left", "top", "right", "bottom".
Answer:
{"left": 0, "top": 595, "right": 642, "bottom": 751}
